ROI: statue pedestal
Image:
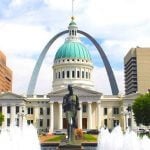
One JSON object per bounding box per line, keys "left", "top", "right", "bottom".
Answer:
{"left": 58, "top": 143, "right": 84, "bottom": 150}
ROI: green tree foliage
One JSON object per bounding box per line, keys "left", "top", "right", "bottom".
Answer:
{"left": 132, "top": 93, "right": 150, "bottom": 126}
{"left": 0, "top": 112, "right": 4, "bottom": 126}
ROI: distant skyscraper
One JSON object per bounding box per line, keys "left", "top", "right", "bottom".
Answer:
{"left": 124, "top": 47, "right": 150, "bottom": 95}
{"left": 0, "top": 51, "right": 12, "bottom": 92}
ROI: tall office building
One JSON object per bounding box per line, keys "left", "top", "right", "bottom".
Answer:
{"left": 124, "top": 47, "right": 150, "bottom": 95}
{"left": 0, "top": 51, "right": 12, "bottom": 92}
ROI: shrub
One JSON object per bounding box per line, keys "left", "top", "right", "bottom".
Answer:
{"left": 75, "top": 128, "right": 83, "bottom": 139}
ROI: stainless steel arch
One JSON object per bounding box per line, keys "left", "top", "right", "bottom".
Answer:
{"left": 27, "top": 30, "right": 119, "bottom": 95}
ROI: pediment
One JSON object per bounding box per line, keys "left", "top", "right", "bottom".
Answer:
{"left": 49, "top": 86, "right": 102, "bottom": 97}
{"left": 0, "top": 92, "right": 25, "bottom": 100}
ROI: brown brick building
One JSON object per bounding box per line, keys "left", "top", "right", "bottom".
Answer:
{"left": 0, "top": 51, "right": 12, "bottom": 92}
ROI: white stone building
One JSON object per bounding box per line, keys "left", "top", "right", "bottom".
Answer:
{"left": 0, "top": 19, "right": 138, "bottom": 133}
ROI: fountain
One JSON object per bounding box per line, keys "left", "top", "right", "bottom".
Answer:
{"left": 0, "top": 124, "right": 41, "bottom": 150}
{"left": 97, "top": 126, "right": 150, "bottom": 150}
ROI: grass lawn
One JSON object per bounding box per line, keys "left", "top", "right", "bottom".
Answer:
{"left": 39, "top": 134, "right": 98, "bottom": 143}
{"left": 83, "top": 134, "right": 97, "bottom": 142}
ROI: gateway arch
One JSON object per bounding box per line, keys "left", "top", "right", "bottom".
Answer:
{"left": 27, "top": 30, "right": 119, "bottom": 95}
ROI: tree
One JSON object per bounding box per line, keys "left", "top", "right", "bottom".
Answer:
{"left": 132, "top": 93, "right": 150, "bottom": 126}
{"left": 0, "top": 112, "right": 4, "bottom": 126}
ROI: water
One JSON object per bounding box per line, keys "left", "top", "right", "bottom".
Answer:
{"left": 97, "top": 126, "right": 150, "bottom": 150}
{"left": 0, "top": 125, "right": 41, "bottom": 150}
{"left": 1, "top": 125, "right": 149, "bottom": 150}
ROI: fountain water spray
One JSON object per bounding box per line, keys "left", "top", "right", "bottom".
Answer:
{"left": 97, "top": 126, "right": 150, "bottom": 150}
{"left": 0, "top": 124, "right": 41, "bottom": 150}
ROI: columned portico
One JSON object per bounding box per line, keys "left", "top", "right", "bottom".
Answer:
{"left": 78, "top": 102, "right": 82, "bottom": 129}
{"left": 88, "top": 102, "right": 92, "bottom": 129}
{"left": 49, "top": 102, "right": 54, "bottom": 132}
{"left": 58, "top": 102, "right": 63, "bottom": 129}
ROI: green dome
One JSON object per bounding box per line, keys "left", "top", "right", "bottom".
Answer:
{"left": 54, "top": 41, "right": 91, "bottom": 60}
{"left": 69, "top": 21, "right": 77, "bottom": 26}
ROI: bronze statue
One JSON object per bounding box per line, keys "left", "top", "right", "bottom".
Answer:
{"left": 63, "top": 84, "right": 80, "bottom": 142}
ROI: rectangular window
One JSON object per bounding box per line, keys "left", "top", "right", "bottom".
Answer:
{"left": 16, "top": 106, "right": 19, "bottom": 114}
{"left": 104, "top": 108, "right": 107, "bottom": 115}
{"left": 40, "top": 108, "right": 43, "bottom": 115}
{"left": 113, "top": 120, "right": 119, "bottom": 127}
{"left": 62, "top": 71, "right": 65, "bottom": 78}
{"left": 72, "top": 71, "right": 75, "bottom": 78}
{"left": 27, "top": 120, "right": 33, "bottom": 125}
{"left": 7, "top": 118, "right": 10, "bottom": 126}
{"left": 27, "top": 108, "right": 30, "bottom": 114}
{"left": 82, "top": 104, "right": 87, "bottom": 113}
{"left": 82, "top": 71, "right": 84, "bottom": 78}
{"left": 104, "top": 119, "right": 107, "bottom": 127}
{"left": 27, "top": 107, "right": 33, "bottom": 114}
{"left": 58, "top": 72, "right": 61, "bottom": 78}
{"left": 67, "top": 71, "right": 70, "bottom": 78}
{"left": 40, "top": 119, "right": 43, "bottom": 127}
{"left": 47, "top": 119, "right": 50, "bottom": 127}
{"left": 113, "top": 107, "right": 119, "bottom": 115}
{"left": 47, "top": 108, "right": 50, "bottom": 115}
{"left": 77, "top": 71, "right": 80, "bottom": 78}
{"left": 7, "top": 106, "right": 11, "bottom": 114}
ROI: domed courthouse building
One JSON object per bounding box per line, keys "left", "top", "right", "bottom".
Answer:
{"left": 0, "top": 19, "right": 139, "bottom": 133}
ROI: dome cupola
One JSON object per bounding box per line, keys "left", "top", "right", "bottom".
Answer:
{"left": 52, "top": 18, "right": 94, "bottom": 91}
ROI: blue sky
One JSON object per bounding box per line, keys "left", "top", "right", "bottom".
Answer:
{"left": 0, "top": 0, "right": 150, "bottom": 95}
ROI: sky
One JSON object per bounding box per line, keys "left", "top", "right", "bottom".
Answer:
{"left": 0, "top": 0, "right": 150, "bottom": 95}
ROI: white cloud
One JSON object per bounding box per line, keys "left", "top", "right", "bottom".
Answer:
{"left": 0, "top": 0, "right": 150, "bottom": 95}
{"left": 0, "top": 21, "right": 65, "bottom": 94}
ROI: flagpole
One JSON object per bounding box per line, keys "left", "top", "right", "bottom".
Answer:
{"left": 72, "top": 0, "right": 74, "bottom": 20}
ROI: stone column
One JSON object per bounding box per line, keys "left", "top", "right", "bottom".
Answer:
{"left": 78, "top": 102, "right": 82, "bottom": 129}
{"left": 123, "top": 113, "right": 126, "bottom": 131}
{"left": 2, "top": 105, "right": 7, "bottom": 128}
{"left": 58, "top": 102, "right": 63, "bottom": 129}
{"left": 10, "top": 105, "right": 16, "bottom": 126}
{"left": 97, "top": 102, "right": 101, "bottom": 129}
{"left": 49, "top": 102, "right": 54, "bottom": 133}
{"left": 33, "top": 106, "right": 39, "bottom": 128}
{"left": 88, "top": 102, "right": 92, "bottom": 129}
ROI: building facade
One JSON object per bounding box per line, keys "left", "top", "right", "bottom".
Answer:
{"left": 0, "top": 51, "right": 12, "bottom": 92}
{"left": 124, "top": 47, "right": 150, "bottom": 95}
{"left": 0, "top": 20, "right": 142, "bottom": 133}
